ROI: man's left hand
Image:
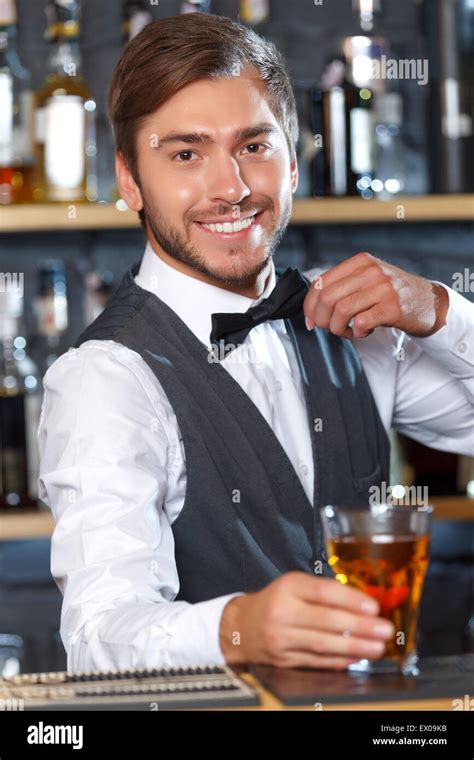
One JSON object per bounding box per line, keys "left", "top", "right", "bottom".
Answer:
{"left": 303, "top": 252, "right": 449, "bottom": 340}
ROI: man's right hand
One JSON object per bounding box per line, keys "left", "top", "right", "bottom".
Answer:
{"left": 219, "top": 572, "right": 395, "bottom": 670}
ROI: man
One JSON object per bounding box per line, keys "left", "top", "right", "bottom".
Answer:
{"left": 38, "top": 13, "right": 473, "bottom": 673}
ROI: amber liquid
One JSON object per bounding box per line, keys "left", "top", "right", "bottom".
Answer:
{"left": 328, "top": 535, "right": 430, "bottom": 663}
{"left": 0, "top": 165, "right": 34, "bottom": 204}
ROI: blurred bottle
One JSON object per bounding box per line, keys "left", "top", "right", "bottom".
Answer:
{"left": 33, "top": 0, "right": 97, "bottom": 203}
{"left": 457, "top": 455, "right": 474, "bottom": 498}
{"left": 423, "top": 0, "right": 473, "bottom": 193}
{"left": 0, "top": 0, "right": 34, "bottom": 204}
{"left": 293, "top": 83, "right": 320, "bottom": 198}
{"left": 122, "top": 1, "right": 152, "bottom": 43}
{"left": 83, "top": 269, "right": 114, "bottom": 326}
{"left": 459, "top": 0, "right": 474, "bottom": 192}
{"left": 0, "top": 286, "right": 40, "bottom": 510}
{"left": 33, "top": 259, "right": 69, "bottom": 373}
{"left": 372, "top": 92, "right": 405, "bottom": 198}
{"left": 109, "top": 1, "right": 152, "bottom": 204}
{"left": 320, "top": 55, "right": 376, "bottom": 198}
{"left": 316, "top": 1, "right": 389, "bottom": 198}
{"left": 352, "top": 0, "right": 381, "bottom": 33}
{"left": 239, "top": 0, "right": 270, "bottom": 25}
{"left": 180, "top": 0, "right": 211, "bottom": 13}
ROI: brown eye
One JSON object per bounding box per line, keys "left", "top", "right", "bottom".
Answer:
{"left": 174, "top": 151, "right": 196, "bottom": 161}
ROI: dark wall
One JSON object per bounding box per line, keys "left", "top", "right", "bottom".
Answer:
{"left": 2, "top": 0, "right": 473, "bottom": 363}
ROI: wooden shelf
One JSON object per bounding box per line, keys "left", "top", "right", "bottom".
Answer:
{"left": 293, "top": 194, "right": 474, "bottom": 224}
{"left": 0, "top": 509, "right": 55, "bottom": 541}
{"left": 0, "top": 195, "right": 472, "bottom": 232}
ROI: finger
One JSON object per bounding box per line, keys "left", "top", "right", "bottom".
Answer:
{"left": 309, "top": 266, "right": 382, "bottom": 331}
{"left": 352, "top": 300, "right": 400, "bottom": 338}
{"left": 291, "top": 602, "right": 395, "bottom": 641}
{"left": 304, "top": 252, "right": 377, "bottom": 326}
{"left": 317, "top": 251, "right": 376, "bottom": 290}
{"left": 287, "top": 627, "right": 387, "bottom": 660}
{"left": 328, "top": 282, "right": 393, "bottom": 337}
{"left": 293, "top": 575, "right": 380, "bottom": 617}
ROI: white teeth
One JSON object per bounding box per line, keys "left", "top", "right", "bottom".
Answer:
{"left": 200, "top": 215, "right": 255, "bottom": 233}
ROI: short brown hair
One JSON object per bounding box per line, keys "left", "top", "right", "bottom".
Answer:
{"left": 107, "top": 12, "right": 299, "bottom": 225}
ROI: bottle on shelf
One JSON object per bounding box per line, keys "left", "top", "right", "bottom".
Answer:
{"left": 457, "top": 455, "right": 474, "bottom": 498}
{"left": 0, "top": 0, "right": 34, "bottom": 204}
{"left": 33, "top": 259, "right": 69, "bottom": 373}
{"left": 33, "top": 0, "right": 97, "bottom": 203}
{"left": 239, "top": 0, "right": 270, "bottom": 26}
{"left": 0, "top": 287, "right": 40, "bottom": 511}
{"left": 122, "top": 1, "right": 152, "bottom": 43}
{"left": 316, "top": 0, "right": 391, "bottom": 198}
{"left": 83, "top": 269, "right": 114, "bottom": 326}
{"left": 319, "top": 54, "right": 376, "bottom": 198}
{"left": 292, "top": 82, "right": 320, "bottom": 198}
{"left": 423, "top": 0, "right": 473, "bottom": 193}
{"left": 108, "top": 1, "right": 153, "bottom": 204}
{"left": 372, "top": 92, "right": 405, "bottom": 198}
{"left": 180, "top": 1, "right": 211, "bottom": 13}
{"left": 353, "top": 0, "right": 381, "bottom": 33}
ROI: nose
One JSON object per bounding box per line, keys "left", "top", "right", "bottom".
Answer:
{"left": 206, "top": 152, "right": 251, "bottom": 206}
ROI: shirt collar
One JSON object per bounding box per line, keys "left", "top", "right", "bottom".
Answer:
{"left": 134, "top": 241, "right": 277, "bottom": 347}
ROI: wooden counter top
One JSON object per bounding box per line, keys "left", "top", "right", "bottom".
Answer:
{"left": 239, "top": 672, "right": 461, "bottom": 710}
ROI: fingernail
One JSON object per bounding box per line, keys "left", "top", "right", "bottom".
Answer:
{"left": 372, "top": 623, "right": 395, "bottom": 638}
{"left": 305, "top": 316, "right": 314, "bottom": 331}
{"left": 365, "top": 640, "right": 385, "bottom": 656}
{"left": 360, "top": 599, "right": 378, "bottom": 615}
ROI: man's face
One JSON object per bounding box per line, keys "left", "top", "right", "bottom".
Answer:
{"left": 118, "top": 67, "right": 298, "bottom": 292}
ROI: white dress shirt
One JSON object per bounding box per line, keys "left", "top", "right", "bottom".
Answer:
{"left": 38, "top": 242, "right": 474, "bottom": 672}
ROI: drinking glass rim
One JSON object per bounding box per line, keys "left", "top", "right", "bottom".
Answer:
{"left": 320, "top": 503, "right": 434, "bottom": 516}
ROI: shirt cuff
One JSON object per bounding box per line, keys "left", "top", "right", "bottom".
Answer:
{"left": 167, "top": 592, "right": 245, "bottom": 667}
{"left": 409, "top": 282, "right": 474, "bottom": 368}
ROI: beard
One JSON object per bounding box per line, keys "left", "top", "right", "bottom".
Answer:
{"left": 139, "top": 189, "right": 292, "bottom": 290}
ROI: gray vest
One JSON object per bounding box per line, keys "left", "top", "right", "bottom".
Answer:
{"left": 74, "top": 261, "right": 390, "bottom": 602}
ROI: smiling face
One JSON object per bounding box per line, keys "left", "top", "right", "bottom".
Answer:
{"left": 116, "top": 67, "right": 298, "bottom": 296}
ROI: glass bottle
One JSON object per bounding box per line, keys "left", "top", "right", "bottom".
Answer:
{"left": 33, "top": 0, "right": 97, "bottom": 203}
{"left": 180, "top": 1, "right": 211, "bottom": 14}
{"left": 0, "top": 286, "right": 40, "bottom": 510}
{"left": 108, "top": 1, "right": 153, "bottom": 204}
{"left": 83, "top": 269, "right": 114, "bottom": 326}
{"left": 33, "top": 259, "right": 69, "bottom": 373}
{"left": 0, "top": 0, "right": 34, "bottom": 204}
{"left": 321, "top": 55, "right": 376, "bottom": 198}
{"left": 239, "top": 0, "right": 270, "bottom": 26}
{"left": 122, "top": 1, "right": 152, "bottom": 41}
{"left": 373, "top": 92, "right": 405, "bottom": 198}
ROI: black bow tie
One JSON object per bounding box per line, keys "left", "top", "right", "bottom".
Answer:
{"left": 209, "top": 267, "right": 309, "bottom": 353}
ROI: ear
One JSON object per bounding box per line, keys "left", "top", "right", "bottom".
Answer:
{"left": 115, "top": 152, "right": 144, "bottom": 212}
{"left": 290, "top": 156, "right": 299, "bottom": 194}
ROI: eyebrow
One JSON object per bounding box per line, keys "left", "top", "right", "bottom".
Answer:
{"left": 154, "top": 124, "right": 277, "bottom": 149}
